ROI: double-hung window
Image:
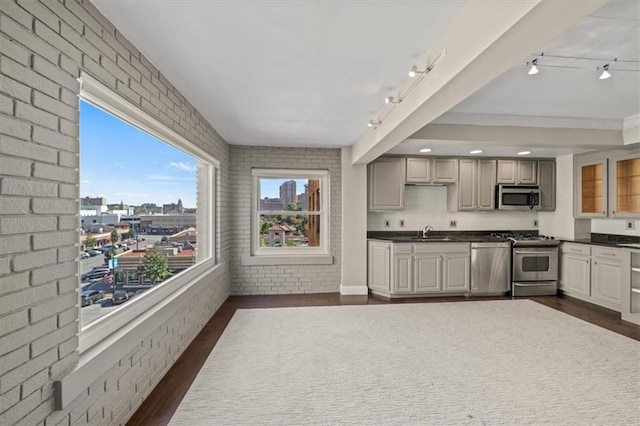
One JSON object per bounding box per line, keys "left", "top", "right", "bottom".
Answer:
{"left": 252, "top": 169, "right": 329, "bottom": 258}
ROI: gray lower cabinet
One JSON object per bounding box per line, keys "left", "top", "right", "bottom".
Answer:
{"left": 368, "top": 157, "right": 406, "bottom": 211}
{"left": 368, "top": 240, "right": 470, "bottom": 297}
{"left": 368, "top": 240, "right": 391, "bottom": 292}
{"left": 560, "top": 242, "right": 622, "bottom": 311}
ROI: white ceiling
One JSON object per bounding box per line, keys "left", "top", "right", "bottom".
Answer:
{"left": 92, "top": 0, "right": 639, "bottom": 158}
{"left": 92, "top": 0, "right": 465, "bottom": 148}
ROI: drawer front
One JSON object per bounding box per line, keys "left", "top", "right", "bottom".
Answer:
{"left": 592, "top": 246, "right": 622, "bottom": 260}
{"left": 562, "top": 243, "right": 591, "bottom": 256}
{"left": 394, "top": 244, "right": 414, "bottom": 254}
{"left": 414, "top": 242, "right": 470, "bottom": 254}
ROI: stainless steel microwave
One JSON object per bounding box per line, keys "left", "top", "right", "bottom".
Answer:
{"left": 496, "top": 185, "right": 541, "bottom": 210}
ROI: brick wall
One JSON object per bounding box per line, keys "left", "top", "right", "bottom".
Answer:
{"left": 0, "top": 1, "right": 231, "bottom": 425}
{"left": 230, "top": 146, "right": 342, "bottom": 295}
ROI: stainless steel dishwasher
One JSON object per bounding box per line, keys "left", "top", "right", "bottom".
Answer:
{"left": 470, "top": 241, "right": 511, "bottom": 295}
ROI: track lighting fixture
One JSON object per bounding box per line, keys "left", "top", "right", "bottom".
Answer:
{"left": 384, "top": 96, "right": 394, "bottom": 104}
{"left": 527, "top": 59, "right": 539, "bottom": 75}
{"left": 408, "top": 65, "right": 425, "bottom": 78}
{"left": 368, "top": 119, "right": 380, "bottom": 128}
{"left": 598, "top": 64, "right": 611, "bottom": 80}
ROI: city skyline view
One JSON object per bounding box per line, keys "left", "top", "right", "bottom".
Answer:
{"left": 80, "top": 100, "right": 197, "bottom": 208}
{"left": 259, "top": 178, "right": 308, "bottom": 201}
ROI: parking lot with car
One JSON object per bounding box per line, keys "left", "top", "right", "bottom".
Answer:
{"left": 79, "top": 235, "right": 162, "bottom": 326}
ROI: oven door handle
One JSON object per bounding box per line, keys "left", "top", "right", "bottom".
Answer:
{"left": 514, "top": 249, "right": 557, "bottom": 255}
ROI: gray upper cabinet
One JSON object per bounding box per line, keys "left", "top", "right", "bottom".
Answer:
{"left": 497, "top": 160, "right": 537, "bottom": 184}
{"left": 406, "top": 157, "right": 432, "bottom": 183}
{"left": 368, "top": 157, "right": 406, "bottom": 211}
{"left": 477, "top": 159, "right": 497, "bottom": 210}
{"left": 454, "top": 159, "right": 496, "bottom": 211}
{"left": 433, "top": 158, "right": 458, "bottom": 183}
{"left": 538, "top": 160, "right": 556, "bottom": 211}
{"left": 457, "top": 159, "right": 477, "bottom": 210}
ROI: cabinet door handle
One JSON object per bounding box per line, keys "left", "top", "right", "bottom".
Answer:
{"left": 612, "top": 211, "right": 616, "bottom": 214}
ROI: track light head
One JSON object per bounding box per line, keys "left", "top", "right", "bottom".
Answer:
{"left": 368, "top": 119, "right": 380, "bottom": 128}
{"left": 384, "top": 96, "right": 394, "bottom": 104}
{"left": 528, "top": 59, "right": 539, "bottom": 75}
{"left": 599, "top": 64, "right": 611, "bottom": 80}
{"left": 408, "top": 65, "right": 426, "bottom": 78}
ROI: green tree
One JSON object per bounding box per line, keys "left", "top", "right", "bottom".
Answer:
{"left": 161, "top": 235, "right": 169, "bottom": 243}
{"left": 138, "top": 247, "right": 173, "bottom": 284}
{"left": 104, "top": 247, "right": 116, "bottom": 263}
{"left": 85, "top": 235, "right": 96, "bottom": 249}
{"left": 110, "top": 230, "right": 119, "bottom": 246}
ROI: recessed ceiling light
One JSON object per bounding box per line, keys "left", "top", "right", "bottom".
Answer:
{"left": 518, "top": 151, "right": 531, "bottom": 156}
{"left": 419, "top": 148, "right": 432, "bottom": 153}
{"left": 469, "top": 150, "right": 483, "bottom": 154}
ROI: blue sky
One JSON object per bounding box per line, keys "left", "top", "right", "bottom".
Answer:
{"left": 80, "top": 101, "right": 197, "bottom": 208}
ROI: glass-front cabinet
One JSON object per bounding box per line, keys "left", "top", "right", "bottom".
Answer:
{"left": 609, "top": 153, "right": 640, "bottom": 218}
{"left": 576, "top": 157, "right": 607, "bottom": 217}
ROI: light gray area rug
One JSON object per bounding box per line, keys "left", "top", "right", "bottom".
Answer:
{"left": 169, "top": 300, "right": 640, "bottom": 425}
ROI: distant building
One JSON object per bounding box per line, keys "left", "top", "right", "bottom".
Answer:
{"left": 163, "top": 198, "right": 184, "bottom": 214}
{"left": 140, "top": 213, "right": 196, "bottom": 233}
{"left": 279, "top": 180, "right": 296, "bottom": 207}
{"left": 260, "top": 197, "right": 284, "bottom": 211}
{"left": 137, "top": 203, "right": 162, "bottom": 214}
{"left": 82, "top": 196, "right": 106, "bottom": 206}
{"left": 307, "top": 179, "right": 321, "bottom": 247}
{"left": 80, "top": 204, "right": 107, "bottom": 216}
{"left": 297, "top": 184, "right": 308, "bottom": 211}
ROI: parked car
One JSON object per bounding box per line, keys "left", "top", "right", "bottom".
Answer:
{"left": 81, "top": 268, "right": 110, "bottom": 281}
{"left": 111, "top": 290, "right": 129, "bottom": 305}
{"left": 80, "top": 290, "right": 104, "bottom": 307}
{"left": 80, "top": 252, "right": 90, "bottom": 259}
{"left": 88, "top": 249, "right": 102, "bottom": 257}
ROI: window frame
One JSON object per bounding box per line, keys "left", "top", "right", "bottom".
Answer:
{"left": 251, "top": 168, "right": 330, "bottom": 258}
{"left": 78, "top": 73, "right": 219, "bottom": 353}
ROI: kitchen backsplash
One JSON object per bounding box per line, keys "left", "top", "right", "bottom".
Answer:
{"left": 591, "top": 218, "right": 640, "bottom": 237}
{"left": 368, "top": 185, "right": 538, "bottom": 231}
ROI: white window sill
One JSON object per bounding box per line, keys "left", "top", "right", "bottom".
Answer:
{"left": 54, "top": 260, "right": 223, "bottom": 410}
{"left": 241, "top": 255, "right": 334, "bottom": 266}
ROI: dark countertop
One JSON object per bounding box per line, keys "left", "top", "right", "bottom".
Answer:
{"left": 560, "top": 233, "right": 640, "bottom": 248}
{"left": 368, "top": 231, "right": 640, "bottom": 247}
{"left": 367, "top": 230, "right": 517, "bottom": 243}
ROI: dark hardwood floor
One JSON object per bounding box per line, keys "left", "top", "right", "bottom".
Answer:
{"left": 126, "top": 292, "right": 640, "bottom": 426}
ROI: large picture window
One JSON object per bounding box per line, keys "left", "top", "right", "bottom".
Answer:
{"left": 78, "top": 73, "right": 218, "bottom": 352}
{"left": 252, "top": 169, "right": 329, "bottom": 256}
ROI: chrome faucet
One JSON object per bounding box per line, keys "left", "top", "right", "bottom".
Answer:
{"left": 422, "top": 225, "right": 433, "bottom": 238}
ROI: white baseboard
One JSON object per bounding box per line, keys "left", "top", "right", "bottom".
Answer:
{"left": 339, "top": 285, "right": 369, "bottom": 295}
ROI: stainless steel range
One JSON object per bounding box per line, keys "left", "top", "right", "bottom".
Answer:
{"left": 503, "top": 234, "right": 560, "bottom": 296}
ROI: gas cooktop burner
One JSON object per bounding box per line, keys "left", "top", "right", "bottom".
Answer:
{"left": 491, "top": 233, "right": 560, "bottom": 246}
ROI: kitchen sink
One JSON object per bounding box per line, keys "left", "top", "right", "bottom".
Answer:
{"left": 411, "top": 236, "right": 453, "bottom": 241}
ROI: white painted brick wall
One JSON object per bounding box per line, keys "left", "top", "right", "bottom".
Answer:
{"left": 0, "top": 1, "right": 232, "bottom": 425}
{"left": 230, "top": 146, "right": 342, "bottom": 295}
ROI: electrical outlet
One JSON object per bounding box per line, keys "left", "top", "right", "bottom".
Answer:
{"left": 400, "top": 219, "right": 405, "bottom": 227}
{"left": 533, "top": 220, "right": 538, "bottom": 227}
{"left": 385, "top": 220, "right": 390, "bottom": 228}
{"left": 626, "top": 220, "right": 635, "bottom": 230}
{"left": 449, "top": 220, "right": 457, "bottom": 228}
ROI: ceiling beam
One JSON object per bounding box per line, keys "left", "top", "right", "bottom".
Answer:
{"left": 350, "top": 0, "right": 609, "bottom": 165}
{"left": 411, "top": 123, "right": 624, "bottom": 150}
